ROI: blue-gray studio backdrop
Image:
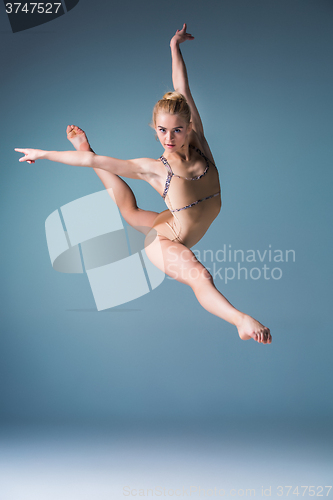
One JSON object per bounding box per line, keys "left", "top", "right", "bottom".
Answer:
{"left": 1, "top": 0, "right": 332, "bottom": 426}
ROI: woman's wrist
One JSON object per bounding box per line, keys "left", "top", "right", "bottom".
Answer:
{"left": 170, "top": 38, "right": 179, "bottom": 49}
{"left": 41, "top": 150, "right": 53, "bottom": 161}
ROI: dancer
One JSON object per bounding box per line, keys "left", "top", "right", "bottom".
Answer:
{"left": 16, "top": 24, "right": 271, "bottom": 344}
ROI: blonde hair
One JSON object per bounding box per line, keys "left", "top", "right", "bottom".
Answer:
{"left": 152, "top": 91, "right": 191, "bottom": 127}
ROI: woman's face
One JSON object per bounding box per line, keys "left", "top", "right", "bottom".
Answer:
{"left": 155, "top": 113, "right": 192, "bottom": 152}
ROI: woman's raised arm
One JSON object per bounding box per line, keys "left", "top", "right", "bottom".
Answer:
{"left": 170, "top": 24, "right": 204, "bottom": 137}
{"left": 15, "top": 148, "right": 155, "bottom": 181}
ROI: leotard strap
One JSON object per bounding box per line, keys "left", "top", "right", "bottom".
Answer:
{"left": 189, "top": 144, "right": 216, "bottom": 168}
{"left": 160, "top": 156, "right": 173, "bottom": 199}
{"left": 159, "top": 145, "right": 220, "bottom": 211}
{"left": 169, "top": 192, "right": 220, "bottom": 213}
{"left": 160, "top": 145, "right": 211, "bottom": 199}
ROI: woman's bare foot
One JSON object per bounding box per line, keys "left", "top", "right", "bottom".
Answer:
{"left": 236, "top": 314, "right": 272, "bottom": 344}
{"left": 66, "top": 125, "right": 93, "bottom": 152}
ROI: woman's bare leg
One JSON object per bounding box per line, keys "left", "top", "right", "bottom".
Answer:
{"left": 66, "top": 125, "right": 159, "bottom": 234}
{"left": 145, "top": 233, "right": 272, "bottom": 344}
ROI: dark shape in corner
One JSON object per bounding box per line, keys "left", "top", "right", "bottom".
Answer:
{"left": 3, "top": 0, "right": 80, "bottom": 33}
{"left": 64, "top": 0, "right": 80, "bottom": 12}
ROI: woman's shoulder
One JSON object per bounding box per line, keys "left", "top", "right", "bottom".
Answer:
{"left": 189, "top": 130, "right": 216, "bottom": 166}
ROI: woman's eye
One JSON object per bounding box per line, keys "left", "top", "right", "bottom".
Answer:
{"left": 175, "top": 129, "right": 181, "bottom": 133}
{"left": 159, "top": 128, "right": 166, "bottom": 133}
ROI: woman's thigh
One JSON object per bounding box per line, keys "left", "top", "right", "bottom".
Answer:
{"left": 124, "top": 208, "right": 159, "bottom": 235}
{"left": 144, "top": 231, "right": 210, "bottom": 286}
{"left": 150, "top": 210, "right": 182, "bottom": 243}
{"left": 95, "top": 169, "right": 159, "bottom": 235}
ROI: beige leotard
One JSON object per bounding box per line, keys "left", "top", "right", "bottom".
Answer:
{"left": 152, "top": 145, "right": 221, "bottom": 248}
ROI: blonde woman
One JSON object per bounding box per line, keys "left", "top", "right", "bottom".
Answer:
{"left": 16, "top": 24, "right": 271, "bottom": 344}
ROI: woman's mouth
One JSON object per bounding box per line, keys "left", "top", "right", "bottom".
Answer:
{"left": 166, "top": 144, "right": 175, "bottom": 148}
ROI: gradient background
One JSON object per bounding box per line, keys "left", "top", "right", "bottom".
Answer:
{"left": 1, "top": 0, "right": 332, "bottom": 498}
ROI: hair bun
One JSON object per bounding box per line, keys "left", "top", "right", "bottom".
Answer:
{"left": 163, "top": 91, "right": 186, "bottom": 102}
{"left": 151, "top": 91, "right": 191, "bottom": 127}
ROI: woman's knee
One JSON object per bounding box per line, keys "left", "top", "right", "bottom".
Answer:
{"left": 121, "top": 206, "right": 140, "bottom": 223}
{"left": 201, "top": 267, "right": 213, "bottom": 282}
{"left": 181, "top": 265, "right": 213, "bottom": 289}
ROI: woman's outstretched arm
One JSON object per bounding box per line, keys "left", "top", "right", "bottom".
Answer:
{"left": 15, "top": 148, "right": 156, "bottom": 181}
{"left": 170, "top": 24, "right": 215, "bottom": 164}
{"left": 170, "top": 24, "right": 204, "bottom": 136}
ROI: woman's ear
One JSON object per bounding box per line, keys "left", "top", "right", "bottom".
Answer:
{"left": 187, "top": 122, "right": 193, "bottom": 134}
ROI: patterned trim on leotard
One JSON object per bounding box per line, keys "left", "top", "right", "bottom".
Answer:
{"left": 169, "top": 192, "right": 221, "bottom": 212}
{"left": 159, "top": 145, "right": 220, "bottom": 213}
{"left": 161, "top": 158, "right": 173, "bottom": 199}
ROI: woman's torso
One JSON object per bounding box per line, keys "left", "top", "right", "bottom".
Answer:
{"left": 147, "top": 134, "right": 221, "bottom": 247}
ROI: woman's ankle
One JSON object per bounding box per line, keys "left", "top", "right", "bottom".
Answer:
{"left": 231, "top": 311, "right": 246, "bottom": 328}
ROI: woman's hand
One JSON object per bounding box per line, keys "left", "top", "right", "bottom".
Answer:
{"left": 170, "top": 23, "right": 194, "bottom": 47}
{"left": 15, "top": 148, "right": 44, "bottom": 164}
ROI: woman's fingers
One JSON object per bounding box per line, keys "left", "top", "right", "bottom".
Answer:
{"left": 177, "top": 23, "right": 187, "bottom": 34}
{"left": 15, "top": 148, "right": 32, "bottom": 162}
{"left": 173, "top": 24, "right": 194, "bottom": 43}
